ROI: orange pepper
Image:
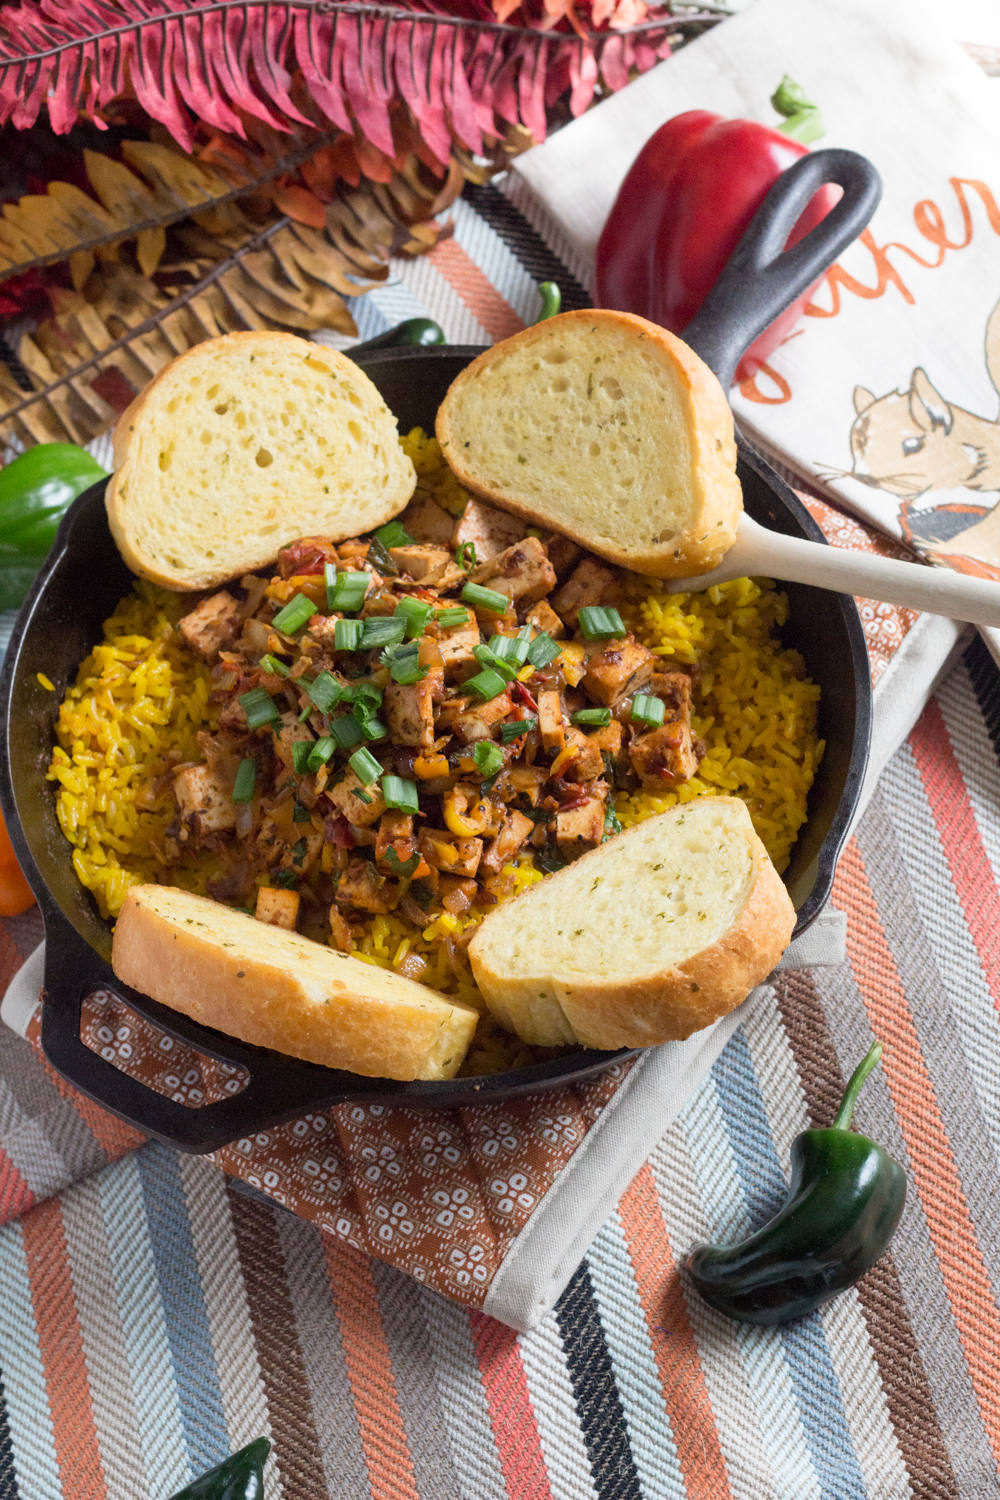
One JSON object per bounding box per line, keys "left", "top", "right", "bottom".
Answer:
{"left": 0, "top": 811, "right": 34, "bottom": 917}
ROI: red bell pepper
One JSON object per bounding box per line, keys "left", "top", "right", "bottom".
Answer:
{"left": 594, "top": 78, "right": 835, "bottom": 384}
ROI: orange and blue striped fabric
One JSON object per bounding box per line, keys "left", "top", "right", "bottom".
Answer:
{"left": 0, "top": 183, "right": 997, "bottom": 1497}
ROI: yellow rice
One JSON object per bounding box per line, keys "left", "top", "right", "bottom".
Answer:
{"left": 48, "top": 428, "right": 822, "bottom": 1074}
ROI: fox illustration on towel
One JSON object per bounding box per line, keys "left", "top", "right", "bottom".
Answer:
{"left": 847, "top": 298, "right": 1000, "bottom": 580}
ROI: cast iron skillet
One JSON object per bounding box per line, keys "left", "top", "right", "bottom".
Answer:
{"left": 0, "top": 149, "right": 878, "bottom": 1152}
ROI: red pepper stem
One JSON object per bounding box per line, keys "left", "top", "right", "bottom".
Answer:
{"left": 771, "top": 75, "right": 825, "bottom": 146}
{"left": 832, "top": 1041, "right": 883, "bottom": 1131}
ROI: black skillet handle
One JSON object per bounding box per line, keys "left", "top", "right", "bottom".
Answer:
{"left": 680, "top": 148, "right": 882, "bottom": 389}
{"left": 38, "top": 918, "right": 346, "bottom": 1153}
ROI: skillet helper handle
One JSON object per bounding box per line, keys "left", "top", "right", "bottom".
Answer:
{"left": 681, "top": 148, "right": 882, "bottom": 389}
{"left": 37, "top": 921, "right": 323, "bottom": 1153}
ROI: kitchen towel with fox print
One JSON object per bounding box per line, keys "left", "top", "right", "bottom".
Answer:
{"left": 506, "top": 0, "right": 1000, "bottom": 662}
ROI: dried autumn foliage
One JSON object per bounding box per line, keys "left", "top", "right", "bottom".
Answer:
{"left": 0, "top": 0, "right": 695, "bottom": 164}
{"left": 0, "top": 153, "right": 463, "bottom": 457}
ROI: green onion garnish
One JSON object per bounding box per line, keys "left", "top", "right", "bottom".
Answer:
{"left": 473, "top": 741, "right": 504, "bottom": 778}
{"left": 382, "top": 775, "right": 419, "bottom": 813}
{"left": 272, "top": 593, "right": 317, "bottom": 635}
{"left": 291, "top": 740, "right": 313, "bottom": 775}
{"left": 232, "top": 758, "right": 256, "bottom": 802}
{"left": 473, "top": 644, "right": 517, "bottom": 682}
{"left": 342, "top": 680, "right": 383, "bottom": 712}
{"left": 306, "top": 736, "right": 336, "bottom": 771}
{"left": 464, "top": 667, "right": 507, "bottom": 702}
{"left": 500, "top": 716, "right": 537, "bottom": 743}
{"left": 375, "top": 519, "right": 416, "bottom": 549}
{"left": 526, "top": 632, "right": 561, "bottom": 668}
{"left": 383, "top": 642, "right": 428, "bottom": 685}
{"left": 349, "top": 747, "right": 382, "bottom": 785}
{"left": 489, "top": 632, "right": 531, "bottom": 667}
{"left": 455, "top": 541, "right": 477, "bottom": 570}
{"left": 326, "top": 568, "right": 369, "bottom": 613}
{"left": 307, "top": 671, "right": 342, "bottom": 713}
{"left": 394, "top": 595, "right": 433, "bottom": 638}
{"left": 631, "top": 694, "right": 665, "bottom": 728}
{"left": 240, "top": 687, "right": 279, "bottom": 729}
{"left": 604, "top": 804, "right": 623, "bottom": 837}
{"left": 461, "top": 582, "right": 510, "bottom": 615}
{"left": 360, "top": 616, "right": 407, "bottom": 650}
{"left": 259, "top": 653, "right": 290, "bottom": 678}
{"left": 572, "top": 707, "right": 612, "bottom": 727}
{"left": 578, "top": 605, "right": 626, "bottom": 640}
{"left": 360, "top": 716, "right": 388, "bottom": 742}
{"left": 333, "top": 618, "right": 364, "bottom": 651}
{"left": 434, "top": 606, "right": 471, "bottom": 628}
{"left": 384, "top": 848, "right": 420, "bottom": 878}
{"left": 330, "top": 714, "right": 364, "bottom": 750}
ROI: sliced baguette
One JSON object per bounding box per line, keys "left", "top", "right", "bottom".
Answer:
{"left": 435, "top": 309, "right": 742, "bottom": 579}
{"left": 468, "top": 799, "right": 794, "bottom": 1050}
{"left": 105, "top": 331, "right": 416, "bottom": 590}
{"left": 112, "top": 885, "right": 477, "bottom": 1081}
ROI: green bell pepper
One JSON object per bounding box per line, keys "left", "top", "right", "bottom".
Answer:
{"left": 167, "top": 1437, "right": 270, "bottom": 1499}
{"left": 687, "top": 1041, "right": 906, "bottom": 1325}
{"left": 0, "top": 442, "right": 108, "bottom": 610}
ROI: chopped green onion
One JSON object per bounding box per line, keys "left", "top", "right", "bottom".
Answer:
{"left": 383, "top": 641, "right": 428, "bottom": 685}
{"left": 473, "top": 741, "right": 504, "bottom": 778}
{"left": 360, "top": 616, "right": 407, "bottom": 650}
{"left": 232, "top": 758, "right": 256, "bottom": 802}
{"left": 298, "top": 703, "right": 313, "bottom": 723}
{"left": 333, "top": 617, "right": 364, "bottom": 651}
{"left": 631, "top": 693, "right": 665, "bottom": 728}
{"left": 306, "top": 736, "right": 336, "bottom": 771}
{"left": 455, "top": 541, "right": 477, "bottom": 570}
{"left": 473, "top": 644, "right": 517, "bottom": 682}
{"left": 488, "top": 632, "right": 531, "bottom": 667}
{"left": 307, "top": 671, "right": 342, "bottom": 713}
{"left": 461, "top": 582, "right": 509, "bottom": 615}
{"left": 291, "top": 739, "right": 313, "bottom": 775}
{"left": 578, "top": 605, "right": 626, "bottom": 641}
{"left": 258, "top": 653, "right": 290, "bottom": 678}
{"left": 464, "top": 667, "right": 507, "bottom": 702}
{"left": 240, "top": 686, "right": 279, "bottom": 729}
{"left": 326, "top": 567, "right": 369, "bottom": 613}
{"left": 526, "top": 632, "right": 561, "bottom": 668}
{"left": 394, "top": 595, "right": 433, "bottom": 638}
{"left": 572, "top": 707, "right": 612, "bottom": 727}
{"left": 384, "top": 848, "right": 420, "bottom": 878}
{"left": 354, "top": 788, "right": 373, "bottom": 805}
{"left": 500, "top": 716, "right": 537, "bottom": 743}
{"left": 375, "top": 519, "right": 416, "bottom": 549}
{"left": 330, "top": 714, "right": 364, "bottom": 750}
{"left": 342, "top": 680, "right": 383, "bottom": 712}
{"left": 367, "top": 536, "right": 398, "bottom": 575}
{"left": 381, "top": 775, "right": 419, "bottom": 813}
{"left": 272, "top": 593, "right": 317, "bottom": 634}
{"left": 360, "top": 716, "right": 387, "bottom": 742}
{"left": 434, "top": 606, "right": 471, "bottom": 628}
{"left": 292, "top": 799, "right": 311, "bottom": 822}
{"left": 349, "top": 747, "right": 383, "bottom": 785}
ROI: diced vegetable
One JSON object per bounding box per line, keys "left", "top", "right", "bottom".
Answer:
{"left": 455, "top": 541, "right": 477, "bottom": 570}
{"left": 473, "top": 741, "right": 504, "bottom": 778}
{"left": 464, "top": 668, "right": 507, "bottom": 702}
{"left": 382, "top": 775, "right": 420, "bottom": 813}
{"left": 488, "top": 630, "right": 531, "bottom": 667}
{"left": 572, "top": 707, "right": 612, "bottom": 727}
{"left": 232, "top": 758, "right": 256, "bottom": 802}
{"left": 461, "top": 581, "right": 509, "bottom": 614}
{"left": 360, "top": 716, "right": 388, "bottom": 741}
{"left": 272, "top": 593, "right": 317, "bottom": 634}
{"left": 383, "top": 641, "right": 428, "bottom": 685}
{"left": 631, "top": 694, "right": 666, "bottom": 727}
{"left": 578, "top": 605, "right": 626, "bottom": 640}
{"left": 291, "top": 740, "right": 313, "bottom": 774}
{"left": 307, "top": 671, "right": 342, "bottom": 713}
{"left": 333, "top": 618, "right": 364, "bottom": 651}
{"left": 349, "top": 747, "right": 383, "bottom": 785}
{"left": 326, "top": 567, "right": 369, "bottom": 612}
{"left": 240, "top": 687, "right": 279, "bottom": 729}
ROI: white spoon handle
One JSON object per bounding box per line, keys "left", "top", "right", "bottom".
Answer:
{"left": 690, "top": 515, "right": 1000, "bottom": 627}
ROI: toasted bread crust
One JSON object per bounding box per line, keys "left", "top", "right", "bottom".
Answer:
{"left": 105, "top": 331, "right": 415, "bottom": 591}
{"left": 436, "top": 310, "right": 742, "bottom": 579}
{"left": 112, "top": 885, "right": 477, "bottom": 1081}
{"left": 467, "top": 800, "right": 795, "bottom": 1050}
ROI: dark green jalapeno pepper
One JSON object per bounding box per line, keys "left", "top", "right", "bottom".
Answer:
{"left": 167, "top": 1437, "right": 270, "bottom": 1499}
{"left": 688, "top": 1041, "right": 905, "bottom": 1325}
{"left": 352, "top": 318, "right": 446, "bottom": 352}
{"left": 0, "top": 442, "right": 109, "bottom": 609}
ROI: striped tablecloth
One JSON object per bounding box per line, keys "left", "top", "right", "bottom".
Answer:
{"left": 0, "top": 182, "right": 998, "bottom": 1499}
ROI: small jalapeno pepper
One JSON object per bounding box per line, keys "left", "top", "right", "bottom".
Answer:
{"left": 167, "top": 1437, "right": 270, "bottom": 1499}
{"left": 688, "top": 1041, "right": 905, "bottom": 1325}
{"left": 352, "top": 318, "right": 446, "bottom": 352}
{"left": 0, "top": 442, "right": 108, "bottom": 610}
